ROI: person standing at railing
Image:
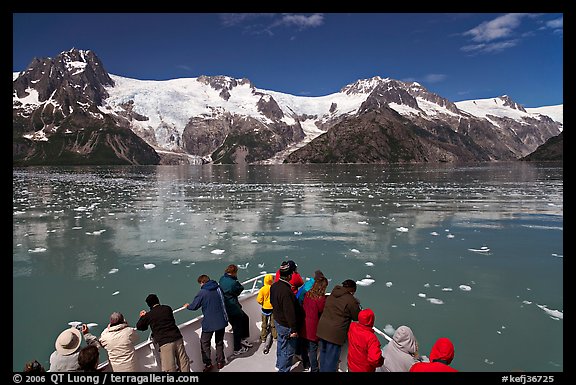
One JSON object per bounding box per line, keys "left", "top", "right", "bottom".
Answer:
{"left": 347, "top": 308, "right": 384, "bottom": 372}
{"left": 270, "top": 262, "right": 306, "bottom": 372}
{"left": 219, "top": 264, "right": 253, "bottom": 355}
{"left": 256, "top": 274, "right": 277, "bottom": 345}
{"left": 300, "top": 275, "right": 328, "bottom": 372}
{"left": 275, "top": 260, "right": 304, "bottom": 295}
{"left": 381, "top": 325, "right": 423, "bottom": 372}
{"left": 136, "top": 294, "right": 191, "bottom": 372}
{"left": 184, "top": 274, "right": 229, "bottom": 372}
{"left": 316, "top": 279, "right": 361, "bottom": 372}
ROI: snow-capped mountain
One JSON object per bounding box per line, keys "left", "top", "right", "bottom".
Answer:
{"left": 13, "top": 49, "right": 563, "bottom": 166}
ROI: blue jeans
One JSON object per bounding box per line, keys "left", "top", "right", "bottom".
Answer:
{"left": 319, "top": 338, "right": 342, "bottom": 372}
{"left": 274, "top": 320, "right": 297, "bottom": 372}
{"left": 306, "top": 339, "right": 319, "bottom": 372}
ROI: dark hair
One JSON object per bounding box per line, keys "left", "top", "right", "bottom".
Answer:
{"left": 342, "top": 279, "right": 357, "bottom": 291}
{"left": 24, "top": 360, "right": 45, "bottom": 373}
{"left": 306, "top": 276, "right": 328, "bottom": 299}
{"left": 78, "top": 345, "right": 99, "bottom": 372}
{"left": 197, "top": 274, "right": 210, "bottom": 284}
{"left": 225, "top": 264, "right": 238, "bottom": 275}
{"left": 145, "top": 294, "right": 160, "bottom": 308}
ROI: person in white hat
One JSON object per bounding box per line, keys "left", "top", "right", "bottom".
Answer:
{"left": 48, "top": 326, "right": 92, "bottom": 372}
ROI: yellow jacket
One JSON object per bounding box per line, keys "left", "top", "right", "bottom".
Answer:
{"left": 256, "top": 274, "right": 274, "bottom": 310}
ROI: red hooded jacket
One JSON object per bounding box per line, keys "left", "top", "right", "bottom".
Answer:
{"left": 347, "top": 308, "right": 384, "bottom": 372}
{"left": 410, "top": 337, "right": 458, "bottom": 372}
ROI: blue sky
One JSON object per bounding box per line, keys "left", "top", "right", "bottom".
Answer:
{"left": 13, "top": 13, "right": 563, "bottom": 107}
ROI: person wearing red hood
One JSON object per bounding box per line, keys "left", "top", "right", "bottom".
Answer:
{"left": 409, "top": 337, "right": 458, "bottom": 372}
{"left": 346, "top": 308, "right": 384, "bottom": 372}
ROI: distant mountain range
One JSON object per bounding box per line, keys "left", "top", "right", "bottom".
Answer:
{"left": 13, "top": 48, "right": 563, "bottom": 166}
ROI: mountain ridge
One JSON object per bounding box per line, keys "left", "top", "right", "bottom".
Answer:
{"left": 13, "top": 48, "right": 563, "bottom": 166}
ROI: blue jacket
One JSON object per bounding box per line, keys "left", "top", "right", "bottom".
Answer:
{"left": 187, "top": 280, "right": 229, "bottom": 332}
{"left": 218, "top": 273, "right": 245, "bottom": 317}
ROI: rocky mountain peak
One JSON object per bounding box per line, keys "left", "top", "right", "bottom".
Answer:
{"left": 13, "top": 47, "right": 114, "bottom": 106}
{"left": 341, "top": 76, "right": 391, "bottom": 95}
{"left": 498, "top": 95, "right": 526, "bottom": 112}
{"left": 196, "top": 75, "right": 253, "bottom": 100}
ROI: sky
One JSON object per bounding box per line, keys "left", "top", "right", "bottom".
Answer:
{"left": 12, "top": 13, "right": 563, "bottom": 108}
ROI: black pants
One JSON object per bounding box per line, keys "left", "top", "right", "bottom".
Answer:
{"left": 228, "top": 311, "right": 250, "bottom": 351}
{"left": 200, "top": 328, "right": 225, "bottom": 366}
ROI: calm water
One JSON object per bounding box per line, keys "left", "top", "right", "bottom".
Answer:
{"left": 13, "top": 163, "right": 563, "bottom": 372}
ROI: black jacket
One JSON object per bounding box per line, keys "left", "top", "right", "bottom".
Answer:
{"left": 270, "top": 279, "right": 303, "bottom": 333}
{"left": 136, "top": 304, "right": 183, "bottom": 347}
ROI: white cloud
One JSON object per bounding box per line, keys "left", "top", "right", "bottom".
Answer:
{"left": 546, "top": 16, "right": 563, "bottom": 30}
{"left": 461, "top": 40, "right": 518, "bottom": 54}
{"left": 220, "top": 13, "right": 324, "bottom": 34}
{"left": 464, "top": 13, "right": 530, "bottom": 43}
{"left": 423, "top": 74, "right": 447, "bottom": 83}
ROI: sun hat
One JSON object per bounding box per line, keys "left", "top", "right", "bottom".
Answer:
{"left": 55, "top": 327, "right": 82, "bottom": 356}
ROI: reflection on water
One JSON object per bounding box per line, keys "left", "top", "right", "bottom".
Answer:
{"left": 13, "top": 162, "right": 562, "bottom": 372}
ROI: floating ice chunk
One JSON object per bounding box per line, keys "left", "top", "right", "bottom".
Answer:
{"left": 147, "top": 239, "right": 157, "bottom": 243}
{"left": 522, "top": 300, "right": 532, "bottom": 305}
{"left": 424, "top": 283, "right": 430, "bottom": 288}
{"left": 468, "top": 246, "right": 490, "bottom": 253}
{"left": 551, "top": 253, "right": 563, "bottom": 258}
{"left": 211, "top": 249, "right": 225, "bottom": 255}
{"left": 365, "top": 274, "right": 372, "bottom": 278}
{"left": 427, "top": 298, "right": 444, "bottom": 305}
{"left": 358, "top": 221, "right": 368, "bottom": 225}
{"left": 294, "top": 231, "right": 302, "bottom": 235}
{"left": 86, "top": 323, "right": 98, "bottom": 328}
{"left": 446, "top": 234, "right": 455, "bottom": 238}
{"left": 238, "top": 263, "right": 249, "bottom": 269}
{"left": 383, "top": 324, "right": 395, "bottom": 336}
{"left": 459, "top": 285, "right": 472, "bottom": 291}
{"left": 258, "top": 263, "right": 265, "bottom": 268}
{"left": 365, "top": 262, "right": 374, "bottom": 266}
{"left": 356, "top": 278, "right": 375, "bottom": 286}
{"left": 430, "top": 232, "right": 439, "bottom": 236}
{"left": 108, "top": 268, "right": 119, "bottom": 274}
{"left": 411, "top": 303, "right": 416, "bottom": 307}
{"left": 386, "top": 282, "right": 393, "bottom": 287}
{"left": 68, "top": 321, "right": 82, "bottom": 328}
{"left": 418, "top": 293, "right": 427, "bottom": 298}
{"left": 251, "top": 240, "right": 258, "bottom": 243}
{"left": 484, "top": 359, "right": 494, "bottom": 365}
{"left": 537, "top": 304, "right": 563, "bottom": 320}
{"left": 350, "top": 249, "right": 360, "bottom": 253}
{"left": 442, "top": 287, "right": 453, "bottom": 291}
{"left": 143, "top": 263, "right": 156, "bottom": 270}
{"left": 171, "top": 259, "right": 181, "bottom": 264}
{"left": 28, "top": 247, "right": 47, "bottom": 253}
{"left": 112, "top": 291, "right": 120, "bottom": 296}
{"left": 396, "top": 227, "right": 409, "bottom": 232}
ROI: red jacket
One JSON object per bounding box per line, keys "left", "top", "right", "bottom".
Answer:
{"left": 410, "top": 337, "right": 458, "bottom": 372}
{"left": 274, "top": 270, "right": 304, "bottom": 295}
{"left": 347, "top": 308, "right": 384, "bottom": 372}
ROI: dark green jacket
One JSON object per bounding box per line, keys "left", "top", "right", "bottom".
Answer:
{"left": 218, "top": 273, "right": 244, "bottom": 316}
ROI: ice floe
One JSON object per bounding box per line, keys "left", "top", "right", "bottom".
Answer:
{"left": 143, "top": 263, "right": 156, "bottom": 269}
{"left": 537, "top": 304, "right": 563, "bottom": 320}
{"left": 112, "top": 291, "right": 120, "bottom": 296}
{"left": 365, "top": 262, "right": 374, "bottom": 266}
{"left": 468, "top": 246, "right": 490, "bottom": 253}
{"left": 396, "top": 227, "right": 409, "bottom": 232}
{"left": 350, "top": 249, "right": 360, "bottom": 253}
{"left": 211, "top": 249, "right": 225, "bottom": 255}
{"left": 108, "top": 268, "right": 119, "bottom": 274}
{"left": 356, "top": 278, "right": 375, "bottom": 286}
{"left": 171, "top": 259, "right": 181, "bottom": 264}
{"left": 386, "top": 282, "right": 393, "bottom": 287}
{"left": 238, "top": 262, "right": 250, "bottom": 269}
{"left": 459, "top": 285, "right": 472, "bottom": 291}
{"left": 383, "top": 324, "right": 396, "bottom": 336}
{"left": 418, "top": 293, "right": 426, "bottom": 298}
{"left": 426, "top": 298, "right": 444, "bottom": 305}
{"left": 28, "top": 247, "right": 47, "bottom": 253}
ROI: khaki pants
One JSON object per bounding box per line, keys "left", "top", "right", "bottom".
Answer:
{"left": 159, "top": 338, "right": 190, "bottom": 372}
